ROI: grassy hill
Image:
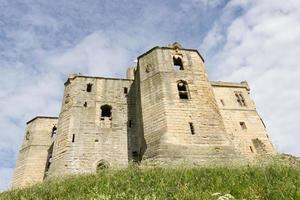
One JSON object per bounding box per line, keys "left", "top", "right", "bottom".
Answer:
{"left": 1, "top": 160, "right": 299, "bottom": 200}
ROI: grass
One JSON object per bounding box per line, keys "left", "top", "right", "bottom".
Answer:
{"left": 1, "top": 163, "right": 299, "bottom": 200}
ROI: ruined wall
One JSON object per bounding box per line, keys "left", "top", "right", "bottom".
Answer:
{"left": 11, "top": 117, "right": 57, "bottom": 189}
{"left": 211, "top": 81, "right": 276, "bottom": 159}
{"left": 48, "top": 75, "right": 133, "bottom": 177}
{"left": 137, "top": 46, "right": 239, "bottom": 164}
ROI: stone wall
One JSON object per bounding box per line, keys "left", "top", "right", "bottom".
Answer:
{"left": 211, "top": 81, "right": 276, "bottom": 159}
{"left": 48, "top": 76, "right": 133, "bottom": 177}
{"left": 11, "top": 117, "right": 57, "bottom": 189}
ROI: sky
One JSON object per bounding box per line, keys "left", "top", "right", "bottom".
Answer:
{"left": 0, "top": 0, "right": 299, "bottom": 192}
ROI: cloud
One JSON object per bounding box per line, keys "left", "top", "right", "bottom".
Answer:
{"left": 201, "top": 0, "right": 300, "bottom": 156}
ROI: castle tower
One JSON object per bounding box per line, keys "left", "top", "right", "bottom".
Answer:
{"left": 136, "top": 43, "right": 239, "bottom": 164}
{"left": 11, "top": 117, "right": 57, "bottom": 189}
{"left": 47, "top": 74, "right": 134, "bottom": 177}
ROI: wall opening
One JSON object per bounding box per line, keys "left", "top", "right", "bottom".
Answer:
{"left": 173, "top": 56, "right": 184, "bottom": 70}
{"left": 124, "top": 87, "right": 128, "bottom": 94}
{"left": 101, "top": 105, "right": 112, "bottom": 120}
{"left": 239, "top": 122, "right": 247, "bottom": 130}
{"left": 220, "top": 99, "right": 225, "bottom": 106}
{"left": 86, "top": 83, "right": 93, "bottom": 92}
{"left": 249, "top": 146, "right": 254, "bottom": 153}
{"left": 72, "top": 134, "right": 75, "bottom": 143}
{"left": 177, "top": 81, "right": 189, "bottom": 99}
{"left": 235, "top": 91, "right": 246, "bottom": 106}
{"left": 96, "top": 160, "right": 109, "bottom": 172}
{"left": 128, "top": 120, "right": 132, "bottom": 128}
{"left": 84, "top": 102, "right": 87, "bottom": 107}
{"left": 189, "top": 122, "right": 195, "bottom": 135}
{"left": 51, "top": 126, "right": 57, "bottom": 137}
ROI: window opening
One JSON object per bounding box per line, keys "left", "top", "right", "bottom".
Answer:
{"left": 189, "top": 122, "right": 195, "bottom": 135}
{"left": 124, "top": 87, "right": 128, "bottom": 94}
{"left": 128, "top": 120, "right": 132, "bottom": 128}
{"left": 101, "top": 105, "right": 112, "bottom": 120}
{"left": 220, "top": 99, "right": 225, "bottom": 106}
{"left": 72, "top": 134, "right": 75, "bottom": 143}
{"left": 250, "top": 146, "right": 254, "bottom": 153}
{"left": 173, "top": 56, "right": 184, "bottom": 70}
{"left": 240, "top": 122, "right": 247, "bottom": 130}
{"left": 86, "top": 83, "right": 93, "bottom": 92}
{"left": 84, "top": 102, "right": 87, "bottom": 107}
{"left": 235, "top": 91, "right": 246, "bottom": 106}
{"left": 177, "top": 81, "right": 189, "bottom": 99}
{"left": 51, "top": 126, "right": 57, "bottom": 137}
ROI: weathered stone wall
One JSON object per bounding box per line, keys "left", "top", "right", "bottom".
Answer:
{"left": 137, "top": 47, "right": 240, "bottom": 164}
{"left": 11, "top": 117, "right": 57, "bottom": 189}
{"left": 48, "top": 76, "right": 133, "bottom": 177}
{"left": 211, "top": 81, "right": 276, "bottom": 159}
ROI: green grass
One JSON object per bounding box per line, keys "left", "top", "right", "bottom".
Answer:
{"left": 1, "top": 164, "right": 299, "bottom": 200}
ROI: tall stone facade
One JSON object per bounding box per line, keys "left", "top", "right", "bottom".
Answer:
{"left": 12, "top": 43, "right": 276, "bottom": 189}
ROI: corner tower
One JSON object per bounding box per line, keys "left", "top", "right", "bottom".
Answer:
{"left": 136, "top": 43, "right": 239, "bottom": 164}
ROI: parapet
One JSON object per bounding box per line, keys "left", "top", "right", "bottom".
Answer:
{"left": 210, "top": 81, "right": 250, "bottom": 91}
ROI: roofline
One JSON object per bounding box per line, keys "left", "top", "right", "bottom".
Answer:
{"left": 26, "top": 116, "right": 58, "bottom": 124}
{"left": 65, "top": 75, "right": 134, "bottom": 85}
{"left": 210, "top": 81, "right": 250, "bottom": 91}
{"left": 137, "top": 46, "right": 205, "bottom": 63}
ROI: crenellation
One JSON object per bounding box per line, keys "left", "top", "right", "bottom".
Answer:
{"left": 12, "top": 43, "right": 276, "bottom": 189}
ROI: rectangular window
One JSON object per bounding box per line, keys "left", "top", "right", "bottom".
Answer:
{"left": 189, "top": 122, "right": 195, "bottom": 135}
{"left": 124, "top": 87, "right": 128, "bottom": 94}
{"left": 128, "top": 120, "right": 132, "bottom": 128}
{"left": 234, "top": 91, "right": 246, "bottom": 106}
{"left": 86, "top": 84, "right": 93, "bottom": 92}
{"left": 240, "top": 122, "right": 247, "bottom": 130}
{"left": 72, "top": 134, "right": 75, "bottom": 143}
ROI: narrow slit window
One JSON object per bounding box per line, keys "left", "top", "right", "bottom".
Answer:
{"left": 240, "top": 122, "right": 247, "bottom": 130}
{"left": 128, "top": 120, "right": 132, "bottom": 128}
{"left": 86, "top": 83, "right": 93, "bottom": 92}
{"left": 189, "top": 122, "right": 195, "bottom": 135}
{"left": 51, "top": 126, "right": 57, "bottom": 137}
{"left": 173, "top": 56, "right": 184, "bottom": 70}
{"left": 220, "top": 99, "right": 225, "bottom": 106}
{"left": 177, "top": 81, "right": 189, "bottom": 99}
{"left": 72, "top": 134, "right": 75, "bottom": 143}
{"left": 124, "top": 87, "right": 128, "bottom": 94}
{"left": 249, "top": 146, "right": 254, "bottom": 153}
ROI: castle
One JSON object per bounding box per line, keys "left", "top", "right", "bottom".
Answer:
{"left": 12, "top": 43, "right": 276, "bottom": 189}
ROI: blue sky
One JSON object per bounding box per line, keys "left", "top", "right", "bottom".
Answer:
{"left": 0, "top": 0, "right": 300, "bottom": 192}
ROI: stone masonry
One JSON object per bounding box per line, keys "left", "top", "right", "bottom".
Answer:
{"left": 12, "top": 43, "right": 276, "bottom": 189}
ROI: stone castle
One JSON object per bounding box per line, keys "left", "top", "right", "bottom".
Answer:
{"left": 12, "top": 43, "right": 276, "bottom": 189}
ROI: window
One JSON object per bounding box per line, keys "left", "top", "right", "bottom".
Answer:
{"left": 220, "top": 99, "right": 225, "bottom": 106}
{"left": 189, "top": 122, "right": 195, "bottom": 135}
{"left": 51, "top": 126, "right": 57, "bottom": 137}
{"left": 177, "top": 81, "right": 189, "bottom": 99}
{"left": 86, "top": 83, "right": 93, "bottom": 92}
{"left": 240, "top": 122, "right": 247, "bottom": 130}
{"left": 84, "top": 102, "right": 87, "bottom": 107}
{"left": 128, "top": 120, "right": 132, "bottom": 128}
{"left": 173, "top": 56, "right": 184, "bottom": 70}
{"left": 249, "top": 146, "right": 254, "bottom": 153}
{"left": 124, "top": 87, "right": 128, "bottom": 94}
{"left": 234, "top": 91, "right": 246, "bottom": 106}
{"left": 101, "top": 105, "right": 112, "bottom": 120}
{"left": 72, "top": 134, "right": 75, "bottom": 143}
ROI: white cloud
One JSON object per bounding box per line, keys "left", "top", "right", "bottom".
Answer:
{"left": 201, "top": 0, "right": 300, "bottom": 156}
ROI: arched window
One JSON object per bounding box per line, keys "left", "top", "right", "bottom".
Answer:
{"left": 100, "top": 105, "right": 112, "bottom": 120}
{"left": 177, "top": 81, "right": 189, "bottom": 99}
{"left": 96, "top": 160, "right": 109, "bottom": 172}
{"left": 173, "top": 56, "right": 184, "bottom": 70}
